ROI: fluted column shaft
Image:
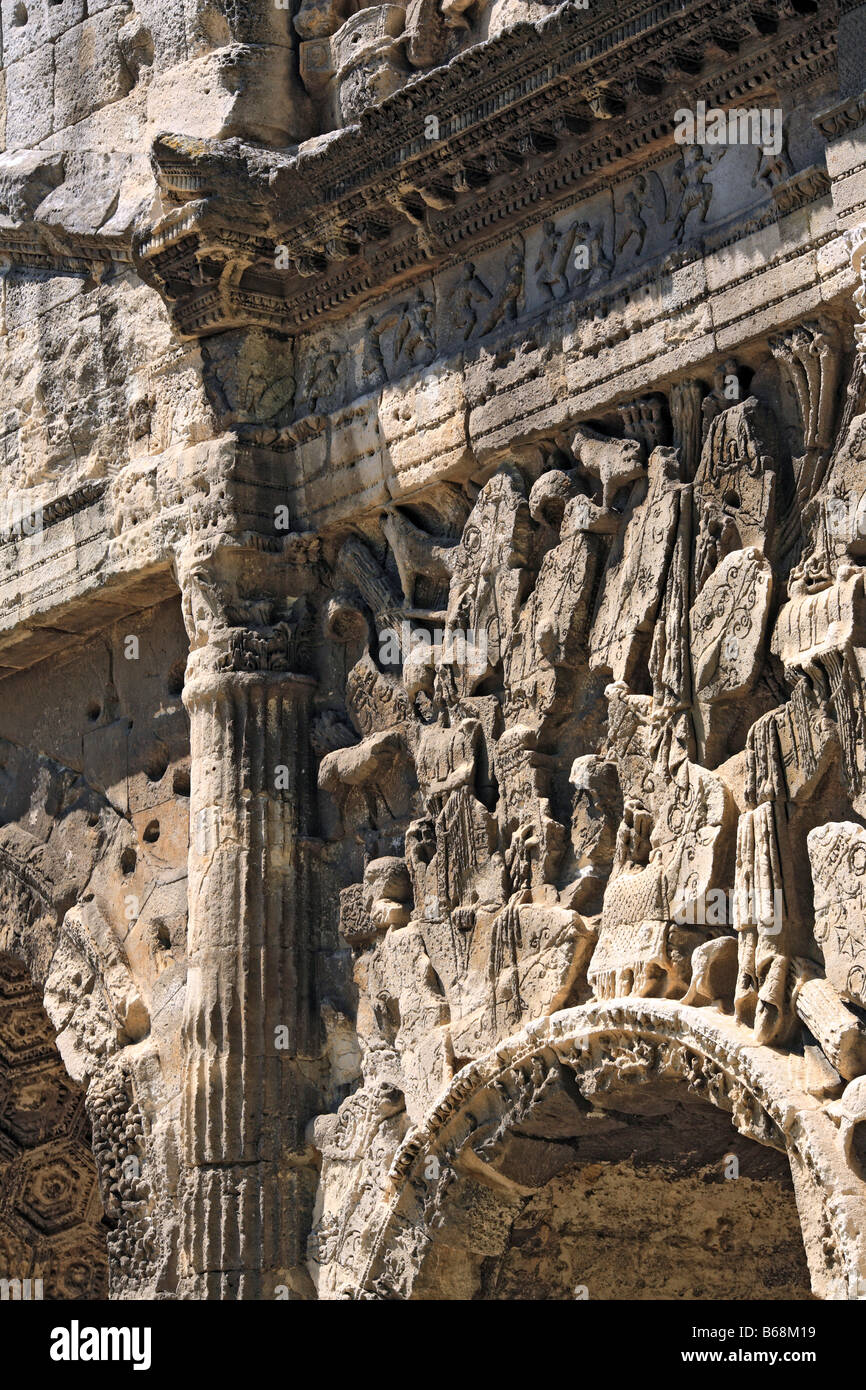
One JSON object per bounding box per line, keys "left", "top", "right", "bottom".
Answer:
{"left": 180, "top": 664, "right": 316, "bottom": 1298}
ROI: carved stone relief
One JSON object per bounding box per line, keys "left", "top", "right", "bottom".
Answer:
{"left": 1, "top": 0, "right": 866, "bottom": 1313}
{"left": 309, "top": 247, "right": 866, "bottom": 1297}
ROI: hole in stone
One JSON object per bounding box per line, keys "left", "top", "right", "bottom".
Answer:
{"left": 155, "top": 920, "right": 171, "bottom": 949}
{"left": 145, "top": 745, "right": 170, "bottom": 782}
{"left": 12, "top": 4, "right": 27, "bottom": 25}
{"left": 173, "top": 767, "right": 191, "bottom": 797}
{"left": 723, "top": 489, "right": 741, "bottom": 509}
{"left": 143, "top": 820, "right": 160, "bottom": 843}
{"left": 86, "top": 701, "right": 102, "bottom": 722}
{"left": 167, "top": 660, "right": 185, "bottom": 697}
{"left": 121, "top": 847, "right": 137, "bottom": 875}
{"left": 850, "top": 1120, "right": 866, "bottom": 1180}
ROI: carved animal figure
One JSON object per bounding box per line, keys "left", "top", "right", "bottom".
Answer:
{"left": 380, "top": 508, "right": 458, "bottom": 606}
{"left": 570, "top": 422, "right": 645, "bottom": 510}
{"left": 681, "top": 934, "right": 738, "bottom": 1009}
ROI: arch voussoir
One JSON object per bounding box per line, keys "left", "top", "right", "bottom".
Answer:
{"left": 351, "top": 1001, "right": 866, "bottom": 1301}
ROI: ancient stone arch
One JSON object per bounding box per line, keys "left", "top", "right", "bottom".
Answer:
{"left": 345, "top": 1002, "right": 864, "bottom": 1300}
{"left": 6, "top": 0, "right": 866, "bottom": 1305}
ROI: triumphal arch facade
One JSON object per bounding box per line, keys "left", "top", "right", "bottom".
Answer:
{"left": 1, "top": 0, "right": 866, "bottom": 1301}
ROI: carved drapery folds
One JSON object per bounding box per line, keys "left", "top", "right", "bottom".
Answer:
{"left": 309, "top": 238, "right": 866, "bottom": 1296}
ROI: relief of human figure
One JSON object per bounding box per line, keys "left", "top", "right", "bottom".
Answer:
{"left": 670, "top": 144, "right": 725, "bottom": 243}
{"left": 615, "top": 187, "right": 648, "bottom": 257}
{"left": 453, "top": 261, "right": 493, "bottom": 339}
{"left": 307, "top": 337, "right": 340, "bottom": 410}
{"left": 361, "top": 315, "right": 387, "bottom": 385}
{"left": 535, "top": 219, "right": 578, "bottom": 299}
{"left": 480, "top": 244, "right": 523, "bottom": 336}
{"left": 570, "top": 219, "right": 612, "bottom": 286}
{"left": 753, "top": 122, "right": 794, "bottom": 190}
{"left": 393, "top": 290, "right": 435, "bottom": 366}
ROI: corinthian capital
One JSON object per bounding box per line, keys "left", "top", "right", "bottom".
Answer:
{"left": 175, "top": 532, "right": 320, "bottom": 683}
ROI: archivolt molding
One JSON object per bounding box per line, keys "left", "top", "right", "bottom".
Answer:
{"left": 343, "top": 1000, "right": 866, "bottom": 1301}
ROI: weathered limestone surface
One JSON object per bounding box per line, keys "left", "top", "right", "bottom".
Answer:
{"left": 4, "top": 0, "right": 866, "bottom": 1301}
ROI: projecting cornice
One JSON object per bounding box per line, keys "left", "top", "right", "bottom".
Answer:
{"left": 0, "top": 149, "right": 137, "bottom": 278}
{"left": 130, "top": 0, "right": 837, "bottom": 340}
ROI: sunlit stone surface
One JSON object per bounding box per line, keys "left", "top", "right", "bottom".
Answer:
{"left": 0, "top": 0, "right": 865, "bottom": 1300}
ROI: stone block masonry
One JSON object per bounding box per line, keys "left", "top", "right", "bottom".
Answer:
{"left": 0, "top": 0, "right": 865, "bottom": 1303}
